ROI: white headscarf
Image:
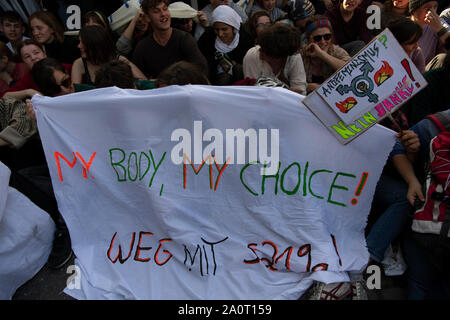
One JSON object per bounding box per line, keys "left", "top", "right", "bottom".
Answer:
{"left": 211, "top": 5, "right": 242, "bottom": 53}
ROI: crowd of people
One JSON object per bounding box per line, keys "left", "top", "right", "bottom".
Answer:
{"left": 0, "top": 0, "right": 449, "bottom": 300}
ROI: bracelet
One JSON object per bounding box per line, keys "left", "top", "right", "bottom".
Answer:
{"left": 437, "top": 27, "right": 448, "bottom": 37}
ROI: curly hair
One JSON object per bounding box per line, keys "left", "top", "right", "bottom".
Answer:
{"left": 243, "top": 10, "right": 272, "bottom": 38}
{"left": 257, "top": 23, "right": 301, "bottom": 58}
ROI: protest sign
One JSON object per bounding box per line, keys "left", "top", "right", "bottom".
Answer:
{"left": 32, "top": 86, "right": 395, "bottom": 299}
{"left": 303, "top": 28, "right": 427, "bottom": 144}
{"left": 0, "top": 162, "right": 55, "bottom": 299}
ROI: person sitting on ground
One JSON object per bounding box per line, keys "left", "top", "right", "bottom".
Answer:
{"left": 169, "top": 2, "right": 209, "bottom": 40}
{"left": 243, "top": 10, "right": 273, "bottom": 45}
{"left": 248, "top": 0, "right": 287, "bottom": 22}
{"left": 300, "top": 16, "right": 351, "bottom": 93}
{"left": 0, "top": 42, "right": 27, "bottom": 95}
{"left": 198, "top": 5, "right": 254, "bottom": 85}
{"left": 388, "top": 17, "right": 425, "bottom": 73}
{"left": 1, "top": 39, "right": 71, "bottom": 100}
{"left": 409, "top": 0, "right": 449, "bottom": 65}
{"left": 325, "top": 0, "right": 373, "bottom": 56}
{"left": 71, "top": 25, "right": 146, "bottom": 86}
{"left": 156, "top": 60, "right": 211, "bottom": 87}
{"left": 0, "top": 10, "right": 29, "bottom": 60}
{"left": 28, "top": 11, "right": 79, "bottom": 65}
{"left": 288, "top": 0, "right": 317, "bottom": 45}
{"left": 243, "top": 23, "right": 307, "bottom": 94}
{"left": 133, "top": 0, "right": 209, "bottom": 80}
{"left": 116, "top": 8, "right": 151, "bottom": 58}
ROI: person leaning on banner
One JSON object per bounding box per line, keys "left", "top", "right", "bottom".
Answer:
{"left": 132, "top": 0, "right": 209, "bottom": 80}
{"left": 1, "top": 39, "right": 72, "bottom": 100}
{"left": 6, "top": 57, "right": 79, "bottom": 269}
{"left": 243, "top": 23, "right": 307, "bottom": 95}
{"left": 299, "top": 16, "right": 351, "bottom": 93}
{"left": 197, "top": 5, "right": 254, "bottom": 85}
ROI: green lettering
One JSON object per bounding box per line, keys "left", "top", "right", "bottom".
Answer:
{"left": 280, "top": 162, "right": 301, "bottom": 195}
{"left": 308, "top": 169, "right": 333, "bottom": 199}
{"left": 331, "top": 121, "right": 356, "bottom": 139}
{"left": 109, "top": 148, "right": 127, "bottom": 182}
{"left": 240, "top": 162, "right": 259, "bottom": 196}
{"left": 327, "top": 172, "right": 356, "bottom": 207}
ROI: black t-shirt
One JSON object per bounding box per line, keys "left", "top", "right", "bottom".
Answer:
{"left": 132, "top": 28, "right": 208, "bottom": 79}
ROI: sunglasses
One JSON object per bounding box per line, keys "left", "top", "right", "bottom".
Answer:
{"left": 312, "top": 33, "right": 332, "bottom": 42}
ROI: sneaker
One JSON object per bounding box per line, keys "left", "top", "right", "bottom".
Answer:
{"left": 47, "top": 227, "right": 73, "bottom": 269}
{"left": 351, "top": 279, "right": 369, "bottom": 300}
{"left": 308, "top": 281, "right": 353, "bottom": 300}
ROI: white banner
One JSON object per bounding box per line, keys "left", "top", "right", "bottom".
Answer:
{"left": 0, "top": 162, "right": 55, "bottom": 300}
{"left": 32, "top": 86, "right": 395, "bottom": 299}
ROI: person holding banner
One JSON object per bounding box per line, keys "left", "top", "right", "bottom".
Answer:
{"left": 300, "top": 16, "right": 351, "bottom": 93}
{"left": 243, "top": 23, "right": 307, "bottom": 94}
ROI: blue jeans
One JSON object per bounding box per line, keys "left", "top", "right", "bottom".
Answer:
{"left": 366, "top": 173, "right": 412, "bottom": 262}
{"left": 401, "top": 232, "right": 450, "bottom": 299}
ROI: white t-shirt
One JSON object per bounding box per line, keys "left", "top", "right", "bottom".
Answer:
{"left": 243, "top": 45, "right": 307, "bottom": 95}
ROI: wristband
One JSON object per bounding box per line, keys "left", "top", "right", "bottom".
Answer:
{"left": 437, "top": 27, "right": 448, "bottom": 37}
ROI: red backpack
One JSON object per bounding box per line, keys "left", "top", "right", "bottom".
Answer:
{"left": 412, "top": 112, "right": 450, "bottom": 239}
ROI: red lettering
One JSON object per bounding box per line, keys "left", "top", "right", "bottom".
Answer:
{"left": 54, "top": 152, "right": 77, "bottom": 182}
{"left": 75, "top": 152, "right": 97, "bottom": 179}
{"left": 133, "top": 232, "right": 154, "bottom": 262}
{"left": 107, "top": 232, "right": 136, "bottom": 264}
{"left": 154, "top": 238, "right": 173, "bottom": 265}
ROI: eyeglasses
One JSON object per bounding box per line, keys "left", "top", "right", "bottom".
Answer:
{"left": 312, "top": 33, "right": 332, "bottom": 42}
{"left": 256, "top": 22, "right": 271, "bottom": 28}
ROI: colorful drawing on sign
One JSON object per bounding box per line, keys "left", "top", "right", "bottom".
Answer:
{"left": 335, "top": 97, "right": 357, "bottom": 113}
{"left": 314, "top": 28, "right": 426, "bottom": 126}
{"left": 303, "top": 28, "right": 428, "bottom": 144}
{"left": 374, "top": 61, "right": 393, "bottom": 86}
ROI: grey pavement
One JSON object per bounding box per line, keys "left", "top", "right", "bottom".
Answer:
{"left": 11, "top": 257, "right": 408, "bottom": 300}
